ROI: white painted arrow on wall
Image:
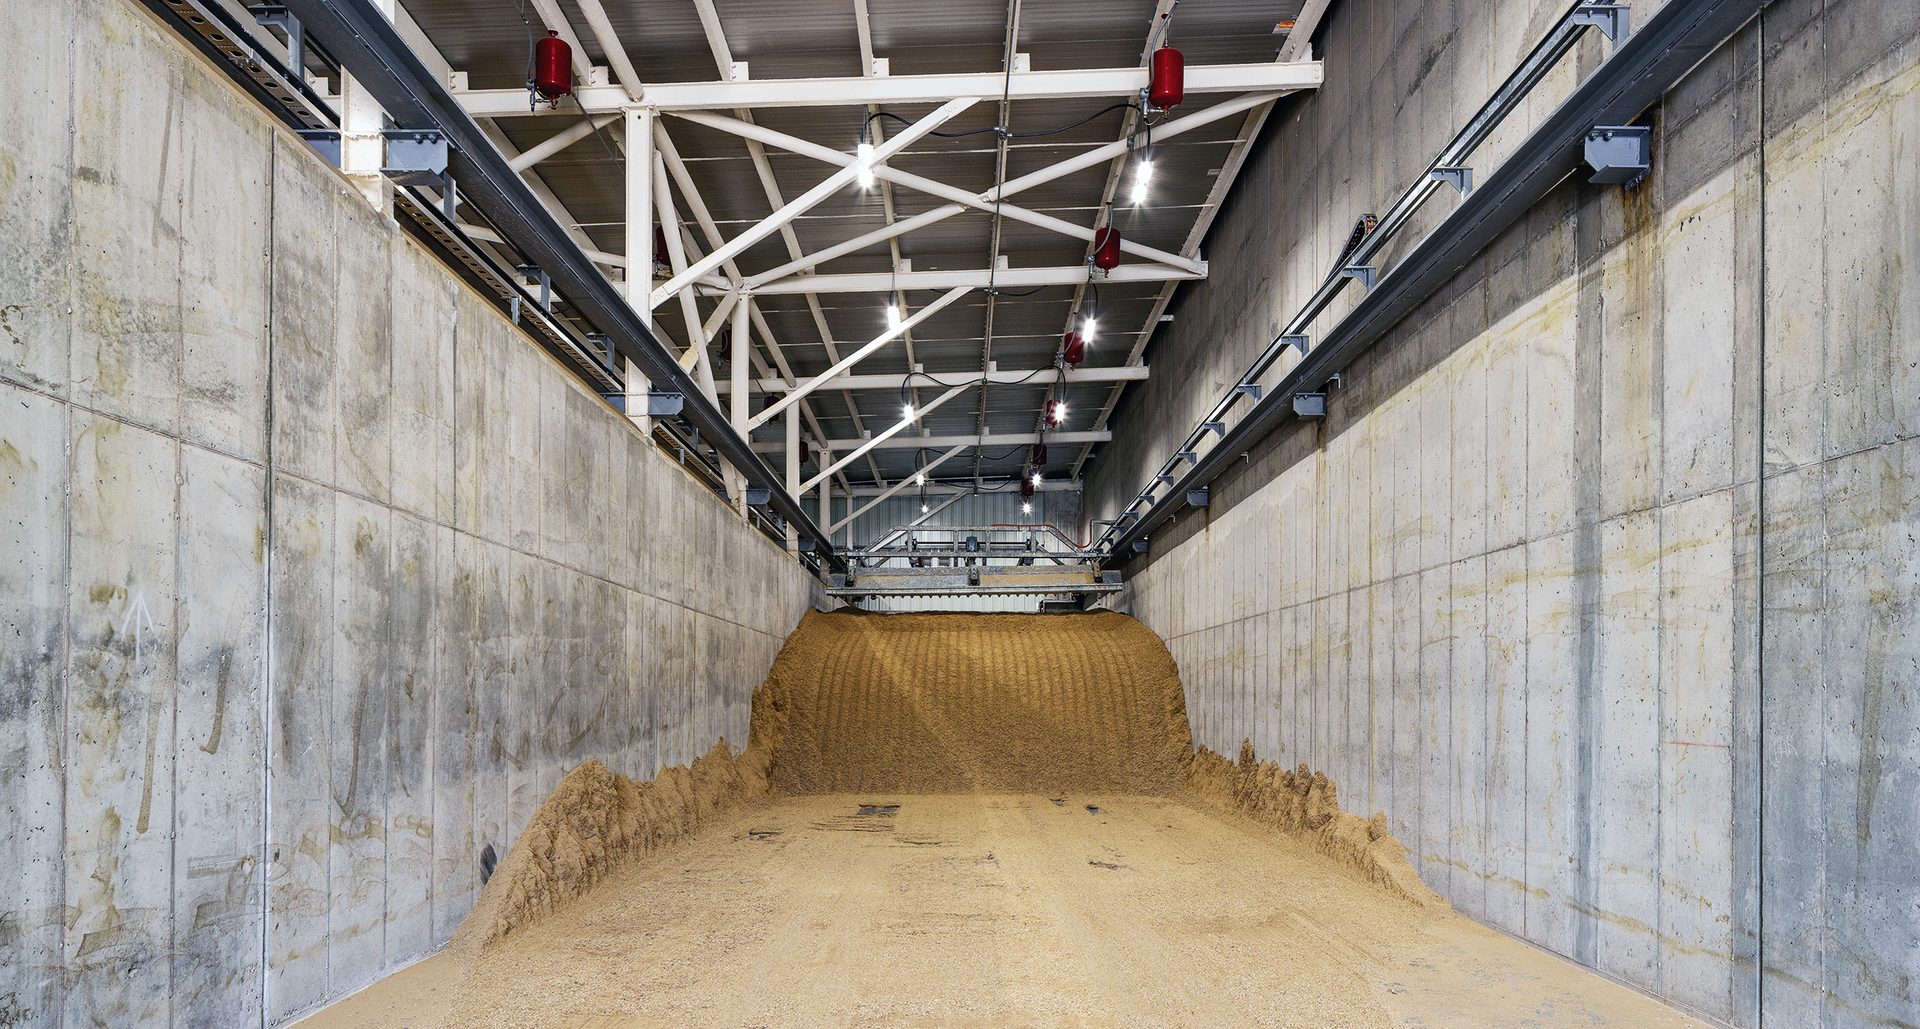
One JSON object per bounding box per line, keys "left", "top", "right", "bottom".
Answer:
{"left": 118, "top": 592, "right": 156, "bottom": 660}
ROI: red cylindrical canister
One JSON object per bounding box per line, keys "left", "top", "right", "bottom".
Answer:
{"left": 534, "top": 31, "right": 572, "bottom": 101}
{"left": 1092, "top": 226, "right": 1121, "bottom": 271}
{"left": 1149, "top": 46, "right": 1184, "bottom": 110}
{"left": 1020, "top": 477, "right": 1036, "bottom": 500}
{"left": 799, "top": 439, "right": 812, "bottom": 465}
{"left": 1062, "top": 330, "right": 1086, "bottom": 366}
{"left": 1030, "top": 441, "right": 1048, "bottom": 467}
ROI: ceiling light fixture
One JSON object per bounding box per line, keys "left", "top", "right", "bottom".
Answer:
{"left": 856, "top": 140, "right": 876, "bottom": 190}
{"left": 1131, "top": 155, "right": 1153, "bottom": 205}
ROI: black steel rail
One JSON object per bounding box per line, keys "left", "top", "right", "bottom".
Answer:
{"left": 276, "top": 0, "right": 846, "bottom": 570}
{"left": 1102, "top": 0, "right": 1763, "bottom": 562}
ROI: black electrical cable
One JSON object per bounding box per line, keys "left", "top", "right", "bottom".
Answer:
{"left": 895, "top": 365, "right": 1052, "bottom": 414}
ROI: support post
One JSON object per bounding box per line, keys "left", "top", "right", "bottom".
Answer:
{"left": 818, "top": 449, "right": 833, "bottom": 530}
{"left": 339, "top": 0, "right": 396, "bottom": 211}
{"left": 727, "top": 297, "right": 751, "bottom": 514}
{"left": 784, "top": 406, "right": 801, "bottom": 548}
{"left": 623, "top": 105, "right": 656, "bottom": 431}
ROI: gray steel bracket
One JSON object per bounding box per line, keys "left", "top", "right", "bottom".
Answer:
{"left": 515, "top": 265, "right": 553, "bottom": 313}
{"left": 1131, "top": 539, "right": 1149, "bottom": 554}
{"left": 1234, "top": 382, "right": 1262, "bottom": 400}
{"left": 745, "top": 488, "right": 771, "bottom": 507}
{"left": 1185, "top": 488, "right": 1209, "bottom": 508}
{"left": 1573, "top": 2, "right": 1631, "bottom": 45}
{"left": 1339, "top": 265, "right": 1377, "bottom": 290}
{"left": 1156, "top": 471, "right": 1178, "bottom": 486}
{"left": 1281, "top": 333, "right": 1310, "bottom": 354}
{"left": 587, "top": 331, "right": 614, "bottom": 370}
{"left": 1201, "top": 420, "right": 1226, "bottom": 437}
{"left": 1293, "top": 392, "right": 1328, "bottom": 419}
{"left": 250, "top": 4, "right": 305, "bottom": 76}
{"left": 1430, "top": 165, "right": 1473, "bottom": 196}
{"left": 1584, "top": 125, "right": 1651, "bottom": 187}
{"left": 647, "top": 391, "right": 684, "bottom": 417}
{"left": 1174, "top": 450, "right": 1197, "bottom": 465}
{"left": 382, "top": 129, "right": 456, "bottom": 218}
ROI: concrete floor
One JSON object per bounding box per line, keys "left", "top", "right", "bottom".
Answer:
{"left": 301, "top": 795, "right": 1704, "bottom": 1027}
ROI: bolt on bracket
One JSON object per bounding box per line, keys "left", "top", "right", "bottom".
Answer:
{"left": 1584, "top": 124, "right": 1651, "bottom": 187}
{"left": 1430, "top": 165, "right": 1473, "bottom": 196}
{"left": 1339, "top": 265, "right": 1377, "bottom": 290}
{"left": 1234, "top": 382, "right": 1262, "bottom": 400}
{"left": 1281, "top": 333, "right": 1310, "bottom": 354}
{"left": 1201, "top": 420, "right": 1226, "bottom": 437}
{"left": 1572, "top": 2, "right": 1631, "bottom": 45}
{"left": 647, "top": 391, "right": 684, "bottom": 417}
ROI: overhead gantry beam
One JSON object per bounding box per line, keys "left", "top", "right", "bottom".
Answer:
{"left": 752, "top": 430, "right": 1110, "bottom": 453}
{"left": 452, "top": 60, "right": 1322, "bottom": 116}
{"left": 754, "top": 364, "right": 1148, "bottom": 394}
{"left": 746, "top": 264, "right": 1200, "bottom": 295}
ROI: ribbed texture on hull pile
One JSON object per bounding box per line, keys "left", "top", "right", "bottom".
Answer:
{"left": 755, "top": 610, "right": 1194, "bottom": 795}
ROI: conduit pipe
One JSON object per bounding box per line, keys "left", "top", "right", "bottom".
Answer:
{"left": 1101, "top": 0, "right": 1766, "bottom": 562}
{"left": 278, "top": 0, "right": 846, "bottom": 569}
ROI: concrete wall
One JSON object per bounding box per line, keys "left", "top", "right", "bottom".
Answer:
{"left": 0, "top": 0, "right": 820, "bottom": 1024}
{"left": 1092, "top": 1, "right": 1918, "bottom": 1026}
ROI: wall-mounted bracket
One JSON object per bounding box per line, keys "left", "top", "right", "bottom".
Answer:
{"left": 1185, "top": 488, "right": 1209, "bottom": 508}
{"left": 1281, "top": 333, "right": 1310, "bottom": 354}
{"left": 1234, "top": 382, "right": 1262, "bottom": 400}
{"left": 250, "top": 4, "right": 305, "bottom": 76}
{"left": 381, "top": 129, "right": 456, "bottom": 218}
{"left": 1584, "top": 125, "right": 1651, "bottom": 187}
{"left": 1174, "top": 450, "right": 1197, "bottom": 465}
{"left": 1293, "top": 392, "right": 1327, "bottom": 419}
{"left": 1131, "top": 538, "right": 1149, "bottom": 554}
{"left": 1339, "top": 265, "right": 1377, "bottom": 290}
{"left": 1201, "top": 420, "right": 1226, "bottom": 437}
{"left": 1430, "top": 165, "right": 1473, "bottom": 196}
{"left": 1573, "top": 2, "right": 1631, "bottom": 45}
{"left": 587, "top": 332, "right": 614, "bottom": 370}
{"left": 515, "top": 265, "right": 553, "bottom": 312}
{"left": 1156, "top": 471, "right": 1178, "bottom": 486}
{"left": 647, "top": 391, "right": 685, "bottom": 417}
{"left": 745, "top": 488, "right": 771, "bottom": 507}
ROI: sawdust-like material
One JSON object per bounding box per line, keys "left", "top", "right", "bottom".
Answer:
{"left": 444, "top": 608, "right": 1436, "bottom": 962}
{"left": 1184, "top": 739, "right": 1446, "bottom": 908}
{"left": 447, "top": 739, "right": 770, "bottom": 953}
{"left": 754, "top": 609, "right": 1193, "bottom": 795}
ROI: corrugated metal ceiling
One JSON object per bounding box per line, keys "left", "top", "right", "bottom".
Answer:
{"left": 402, "top": 0, "right": 1304, "bottom": 487}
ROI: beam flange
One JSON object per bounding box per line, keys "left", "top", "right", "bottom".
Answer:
{"left": 452, "top": 60, "right": 1321, "bottom": 115}
{"left": 749, "top": 264, "right": 1199, "bottom": 295}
